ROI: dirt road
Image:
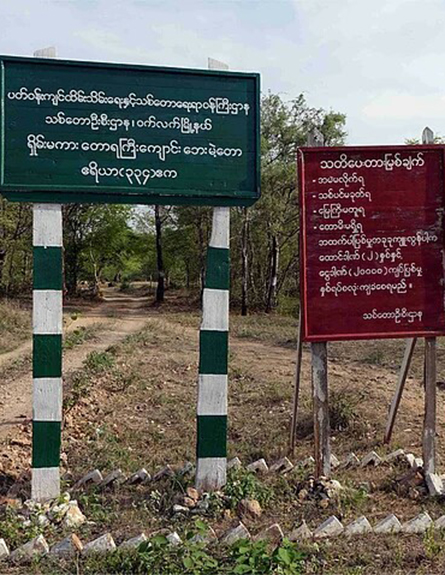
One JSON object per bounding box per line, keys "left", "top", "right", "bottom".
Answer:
{"left": 0, "top": 287, "right": 150, "bottom": 440}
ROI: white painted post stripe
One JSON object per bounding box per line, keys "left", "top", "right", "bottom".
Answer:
{"left": 33, "top": 378, "right": 62, "bottom": 421}
{"left": 209, "top": 207, "right": 230, "bottom": 249}
{"left": 33, "top": 204, "right": 63, "bottom": 247}
{"left": 195, "top": 457, "right": 226, "bottom": 491}
{"left": 201, "top": 289, "right": 229, "bottom": 332}
{"left": 197, "top": 374, "right": 228, "bottom": 416}
{"left": 31, "top": 467, "right": 60, "bottom": 502}
{"left": 33, "top": 290, "right": 63, "bottom": 334}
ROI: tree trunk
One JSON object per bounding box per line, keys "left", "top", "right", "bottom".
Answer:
{"left": 65, "top": 245, "right": 80, "bottom": 296}
{"left": 155, "top": 205, "right": 165, "bottom": 303}
{"left": 241, "top": 207, "right": 249, "bottom": 316}
{"left": 265, "top": 235, "right": 279, "bottom": 313}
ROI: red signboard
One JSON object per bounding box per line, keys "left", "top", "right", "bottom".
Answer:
{"left": 299, "top": 145, "right": 445, "bottom": 342}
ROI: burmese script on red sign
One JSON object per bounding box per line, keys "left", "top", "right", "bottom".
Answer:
{"left": 299, "top": 146, "right": 445, "bottom": 342}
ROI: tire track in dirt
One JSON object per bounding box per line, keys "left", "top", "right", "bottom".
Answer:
{"left": 0, "top": 289, "right": 149, "bottom": 441}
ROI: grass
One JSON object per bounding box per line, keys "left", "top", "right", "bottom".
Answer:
{"left": 63, "top": 325, "right": 102, "bottom": 350}
{"left": 0, "top": 300, "right": 30, "bottom": 354}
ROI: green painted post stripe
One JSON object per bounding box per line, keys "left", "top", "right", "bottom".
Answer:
{"left": 196, "top": 415, "right": 227, "bottom": 458}
{"left": 205, "top": 247, "right": 230, "bottom": 290}
{"left": 199, "top": 330, "right": 228, "bottom": 374}
{"left": 33, "top": 334, "right": 62, "bottom": 378}
{"left": 33, "top": 247, "right": 63, "bottom": 290}
{"left": 32, "top": 420, "right": 61, "bottom": 468}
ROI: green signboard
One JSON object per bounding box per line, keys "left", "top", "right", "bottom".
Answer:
{"left": 0, "top": 56, "right": 260, "bottom": 206}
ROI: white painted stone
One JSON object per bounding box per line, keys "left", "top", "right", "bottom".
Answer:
{"left": 49, "top": 502, "right": 70, "bottom": 522}
{"left": 246, "top": 458, "right": 269, "bottom": 474}
{"left": 314, "top": 516, "right": 344, "bottom": 538}
{"left": 434, "top": 515, "right": 445, "bottom": 530}
{"left": 221, "top": 522, "right": 251, "bottom": 545}
{"left": 255, "top": 523, "right": 284, "bottom": 545}
{"left": 195, "top": 458, "right": 226, "bottom": 492}
{"left": 374, "top": 514, "right": 401, "bottom": 534}
{"left": 33, "top": 204, "right": 62, "bottom": 247}
{"left": 426, "top": 473, "right": 445, "bottom": 497}
{"left": 190, "top": 526, "right": 217, "bottom": 545}
{"left": 63, "top": 501, "right": 86, "bottom": 528}
{"left": 127, "top": 468, "right": 151, "bottom": 485}
{"left": 152, "top": 465, "right": 174, "bottom": 482}
{"left": 405, "top": 453, "right": 416, "bottom": 468}
{"left": 82, "top": 533, "right": 116, "bottom": 555}
{"left": 414, "top": 457, "right": 424, "bottom": 469}
{"left": 178, "top": 461, "right": 195, "bottom": 476}
{"left": 209, "top": 207, "right": 230, "bottom": 249}
{"left": 33, "top": 378, "right": 62, "bottom": 422}
{"left": 385, "top": 448, "right": 405, "bottom": 463}
{"left": 402, "top": 512, "right": 433, "bottom": 534}
{"left": 0, "top": 539, "right": 9, "bottom": 560}
{"left": 269, "top": 457, "right": 294, "bottom": 474}
{"left": 197, "top": 374, "right": 228, "bottom": 416}
{"left": 296, "top": 456, "right": 315, "bottom": 469}
{"left": 227, "top": 457, "right": 242, "bottom": 471}
{"left": 73, "top": 469, "right": 103, "bottom": 490}
{"left": 288, "top": 521, "right": 312, "bottom": 541}
{"left": 166, "top": 532, "right": 182, "bottom": 546}
{"left": 11, "top": 535, "right": 49, "bottom": 561}
{"left": 201, "top": 290, "right": 229, "bottom": 332}
{"left": 330, "top": 454, "right": 340, "bottom": 468}
{"left": 33, "top": 290, "right": 63, "bottom": 334}
{"left": 50, "top": 534, "right": 83, "bottom": 556}
{"left": 31, "top": 467, "right": 60, "bottom": 502}
{"left": 345, "top": 516, "right": 373, "bottom": 536}
{"left": 341, "top": 453, "right": 360, "bottom": 468}
{"left": 101, "top": 469, "right": 125, "bottom": 487}
{"left": 361, "top": 451, "right": 382, "bottom": 467}
{"left": 119, "top": 533, "right": 147, "bottom": 550}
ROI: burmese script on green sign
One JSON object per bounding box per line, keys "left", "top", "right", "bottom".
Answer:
{"left": 0, "top": 56, "right": 260, "bottom": 206}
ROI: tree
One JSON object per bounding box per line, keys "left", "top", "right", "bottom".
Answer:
{"left": 230, "top": 92, "right": 346, "bottom": 314}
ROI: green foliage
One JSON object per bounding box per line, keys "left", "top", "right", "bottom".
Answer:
{"left": 63, "top": 326, "right": 96, "bottom": 350}
{"left": 84, "top": 350, "right": 115, "bottom": 373}
{"left": 78, "top": 530, "right": 305, "bottom": 575}
{"left": 64, "top": 349, "right": 116, "bottom": 411}
{"left": 423, "top": 525, "right": 445, "bottom": 560}
{"left": 329, "top": 391, "right": 361, "bottom": 432}
{"left": 224, "top": 468, "right": 273, "bottom": 509}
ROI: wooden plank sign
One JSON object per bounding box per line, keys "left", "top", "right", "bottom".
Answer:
{"left": 0, "top": 55, "right": 260, "bottom": 206}
{"left": 299, "top": 145, "right": 445, "bottom": 342}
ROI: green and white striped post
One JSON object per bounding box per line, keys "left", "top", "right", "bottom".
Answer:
{"left": 31, "top": 203, "right": 63, "bottom": 501}
{"left": 195, "top": 57, "right": 231, "bottom": 493}
{"left": 196, "top": 206, "right": 230, "bottom": 492}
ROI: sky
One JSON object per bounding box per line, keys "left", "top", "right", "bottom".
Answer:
{"left": 1, "top": 0, "right": 445, "bottom": 145}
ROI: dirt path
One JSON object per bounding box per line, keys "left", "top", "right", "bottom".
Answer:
{"left": 0, "top": 287, "right": 150, "bottom": 440}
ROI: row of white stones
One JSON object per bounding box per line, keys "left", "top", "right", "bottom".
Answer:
{"left": 69, "top": 447, "right": 420, "bottom": 492}
{"left": 0, "top": 510, "right": 442, "bottom": 563}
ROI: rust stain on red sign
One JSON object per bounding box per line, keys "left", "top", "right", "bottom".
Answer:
{"left": 298, "top": 145, "right": 445, "bottom": 342}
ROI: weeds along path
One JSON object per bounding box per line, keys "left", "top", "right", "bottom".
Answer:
{"left": 0, "top": 287, "right": 150, "bottom": 441}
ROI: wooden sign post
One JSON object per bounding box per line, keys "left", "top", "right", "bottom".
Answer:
{"left": 0, "top": 53, "right": 260, "bottom": 500}
{"left": 384, "top": 129, "right": 438, "bottom": 477}
{"left": 298, "top": 141, "right": 445, "bottom": 478}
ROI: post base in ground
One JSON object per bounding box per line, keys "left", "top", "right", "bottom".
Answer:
{"left": 31, "top": 467, "right": 60, "bottom": 502}
{"left": 195, "top": 457, "right": 226, "bottom": 492}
